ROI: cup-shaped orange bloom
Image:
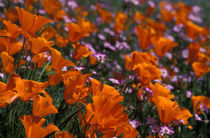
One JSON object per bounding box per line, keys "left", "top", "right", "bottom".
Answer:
{"left": 152, "top": 37, "right": 178, "bottom": 58}
{"left": 33, "top": 92, "right": 58, "bottom": 117}
{"left": 192, "top": 95, "right": 210, "bottom": 114}
{"left": 20, "top": 115, "right": 59, "bottom": 138}
{"left": 133, "top": 63, "right": 162, "bottom": 84}
{"left": 192, "top": 62, "right": 209, "bottom": 78}
{"left": 155, "top": 96, "right": 192, "bottom": 124}
{"left": 25, "top": 0, "right": 37, "bottom": 11}
{"left": 134, "top": 11, "right": 146, "bottom": 23}
{"left": 55, "top": 131, "right": 73, "bottom": 138}
{"left": 0, "top": 37, "right": 23, "bottom": 55}
{"left": 96, "top": 5, "right": 113, "bottom": 23}
{"left": 114, "top": 12, "right": 127, "bottom": 33}
{"left": 84, "top": 80, "right": 137, "bottom": 137}
{"left": 159, "top": 1, "right": 174, "bottom": 22}
{"left": 72, "top": 43, "right": 92, "bottom": 60}
{"left": 29, "top": 37, "right": 54, "bottom": 55}
{"left": 4, "top": 8, "right": 19, "bottom": 22}
{"left": 149, "top": 83, "right": 174, "bottom": 104}
{"left": 116, "top": 123, "right": 139, "bottom": 138}
{"left": 55, "top": 34, "right": 69, "bottom": 48}
{"left": 63, "top": 71, "right": 91, "bottom": 104}
{"left": 90, "top": 79, "right": 124, "bottom": 102}
{"left": 174, "top": 2, "right": 191, "bottom": 24}
{"left": 184, "top": 21, "right": 204, "bottom": 39}
{"left": 16, "top": 7, "right": 52, "bottom": 37}
{"left": 50, "top": 48, "right": 75, "bottom": 71}
{"left": 146, "top": 19, "right": 166, "bottom": 35}
{"left": 2, "top": 20, "right": 21, "bottom": 39}
{"left": 136, "top": 25, "right": 152, "bottom": 50}
{"left": 33, "top": 53, "right": 48, "bottom": 68}
{"left": 6, "top": 74, "right": 48, "bottom": 102}
{"left": 41, "top": 0, "right": 62, "bottom": 17}
{"left": 66, "top": 22, "right": 88, "bottom": 43}
{"left": 48, "top": 71, "right": 67, "bottom": 86}
{"left": 187, "top": 43, "right": 200, "bottom": 65}
{"left": 131, "top": 51, "right": 158, "bottom": 68}
{"left": 40, "top": 26, "right": 57, "bottom": 40}
{"left": 78, "top": 18, "right": 96, "bottom": 35}
{"left": 0, "top": 51, "right": 14, "bottom": 74}
{"left": 85, "top": 94, "right": 128, "bottom": 136}
{"left": 0, "top": 81, "right": 18, "bottom": 109}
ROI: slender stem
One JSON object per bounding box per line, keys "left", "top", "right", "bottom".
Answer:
{"left": 16, "top": 38, "right": 27, "bottom": 73}
{"left": 59, "top": 106, "right": 85, "bottom": 129}
{"left": 54, "top": 99, "right": 66, "bottom": 125}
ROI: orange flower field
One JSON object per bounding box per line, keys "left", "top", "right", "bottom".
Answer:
{"left": 0, "top": 0, "right": 209, "bottom": 137}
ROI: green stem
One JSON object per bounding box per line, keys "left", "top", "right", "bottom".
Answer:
{"left": 59, "top": 106, "right": 85, "bottom": 130}
{"left": 16, "top": 38, "right": 26, "bottom": 73}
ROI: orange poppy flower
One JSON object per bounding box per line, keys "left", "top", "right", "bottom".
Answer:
{"left": 149, "top": 83, "right": 174, "bottom": 104}
{"left": 72, "top": 43, "right": 92, "bottom": 60}
{"left": 55, "top": 131, "right": 73, "bottom": 138}
{"left": 66, "top": 22, "right": 88, "bottom": 43}
{"left": 33, "top": 53, "right": 48, "bottom": 68}
{"left": 114, "top": 12, "right": 127, "bottom": 33}
{"left": 20, "top": 115, "right": 59, "bottom": 138}
{"left": 96, "top": 4, "right": 113, "bottom": 23}
{"left": 0, "top": 81, "right": 18, "bottom": 109}
{"left": 29, "top": 37, "right": 54, "bottom": 54}
{"left": 6, "top": 73, "right": 48, "bottom": 102}
{"left": 90, "top": 79, "right": 124, "bottom": 102}
{"left": 48, "top": 71, "right": 67, "bottom": 86}
{"left": 83, "top": 80, "right": 135, "bottom": 137}
{"left": 40, "top": 26, "right": 57, "bottom": 40}
{"left": 16, "top": 7, "right": 52, "bottom": 37}
{"left": 78, "top": 18, "right": 96, "bottom": 35}
{"left": 50, "top": 48, "right": 75, "bottom": 71}
{"left": 25, "top": 0, "right": 37, "bottom": 11}
{"left": 192, "top": 62, "right": 209, "bottom": 78}
{"left": 184, "top": 21, "right": 204, "bottom": 39}
{"left": 152, "top": 36, "right": 178, "bottom": 58}
{"left": 116, "top": 123, "right": 139, "bottom": 138}
{"left": 41, "top": 0, "right": 62, "bottom": 17}
{"left": 191, "top": 95, "right": 210, "bottom": 114}
{"left": 155, "top": 96, "right": 192, "bottom": 124}
{"left": 133, "top": 63, "right": 162, "bottom": 84}
{"left": 2, "top": 20, "right": 21, "bottom": 39}
{"left": 174, "top": 2, "right": 191, "bottom": 24}
{"left": 55, "top": 34, "right": 69, "bottom": 48}
{"left": 4, "top": 8, "right": 19, "bottom": 22}
{"left": 0, "top": 74, "right": 48, "bottom": 107}
{"left": 84, "top": 93, "right": 129, "bottom": 137}
{"left": 133, "top": 11, "right": 146, "bottom": 23}
{"left": 136, "top": 25, "right": 152, "bottom": 50}
{"left": 131, "top": 51, "right": 158, "bottom": 68}
{"left": 146, "top": 19, "right": 166, "bottom": 35}
{"left": 33, "top": 92, "right": 58, "bottom": 117}
{"left": 0, "top": 37, "right": 23, "bottom": 56}
{"left": 187, "top": 43, "right": 200, "bottom": 65}
{"left": 0, "top": 51, "right": 14, "bottom": 74}
{"left": 63, "top": 71, "right": 91, "bottom": 104}
{"left": 159, "top": 1, "right": 174, "bottom": 22}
